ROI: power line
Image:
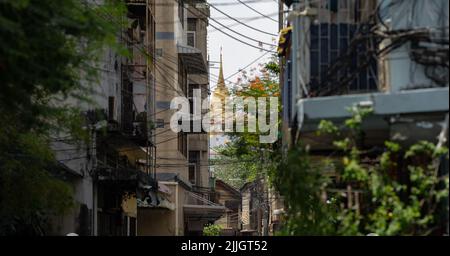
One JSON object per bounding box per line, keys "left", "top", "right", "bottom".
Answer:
{"left": 225, "top": 48, "right": 275, "bottom": 81}
{"left": 79, "top": 1, "right": 279, "bottom": 155}
{"left": 176, "top": 0, "right": 276, "bottom": 53}
{"left": 235, "top": 0, "right": 278, "bottom": 23}
{"left": 208, "top": 15, "right": 276, "bottom": 47}
{"left": 90, "top": 0, "right": 276, "bottom": 89}
{"left": 207, "top": 0, "right": 275, "bottom": 6}
{"left": 208, "top": 2, "right": 278, "bottom": 37}
{"left": 157, "top": 11, "right": 279, "bottom": 24}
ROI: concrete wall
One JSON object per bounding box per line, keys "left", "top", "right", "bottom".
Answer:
{"left": 154, "top": 0, "right": 189, "bottom": 182}
{"left": 138, "top": 208, "right": 177, "bottom": 235}
{"left": 154, "top": 0, "right": 210, "bottom": 187}
{"left": 186, "top": 2, "right": 210, "bottom": 189}
{"left": 138, "top": 181, "right": 186, "bottom": 235}
{"left": 50, "top": 177, "right": 94, "bottom": 235}
{"left": 50, "top": 43, "right": 123, "bottom": 235}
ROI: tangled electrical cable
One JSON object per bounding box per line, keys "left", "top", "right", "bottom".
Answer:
{"left": 306, "top": 0, "right": 449, "bottom": 97}
{"left": 409, "top": 29, "right": 449, "bottom": 86}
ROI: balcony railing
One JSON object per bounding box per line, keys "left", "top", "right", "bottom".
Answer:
{"left": 125, "top": 0, "right": 146, "bottom": 5}
{"left": 191, "top": 185, "right": 218, "bottom": 202}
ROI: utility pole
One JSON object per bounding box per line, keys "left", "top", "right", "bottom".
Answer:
{"left": 278, "top": 0, "right": 284, "bottom": 98}
{"left": 279, "top": 0, "right": 291, "bottom": 151}
{"left": 260, "top": 149, "right": 270, "bottom": 236}
{"left": 279, "top": 0, "right": 284, "bottom": 32}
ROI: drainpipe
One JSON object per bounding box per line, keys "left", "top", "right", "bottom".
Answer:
{"left": 175, "top": 182, "right": 179, "bottom": 236}
{"left": 91, "top": 126, "right": 98, "bottom": 236}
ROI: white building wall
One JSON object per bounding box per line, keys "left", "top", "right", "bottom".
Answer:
{"left": 50, "top": 43, "right": 123, "bottom": 235}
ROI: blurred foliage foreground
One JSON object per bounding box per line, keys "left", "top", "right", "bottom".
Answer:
{"left": 0, "top": 0, "right": 125, "bottom": 235}
{"left": 275, "top": 107, "right": 449, "bottom": 236}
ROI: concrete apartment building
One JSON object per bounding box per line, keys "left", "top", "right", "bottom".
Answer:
{"left": 50, "top": 0, "right": 157, "bottom": 236}
{"left": 280, "top": 0, "right": 449, "bottom": 232}
{"left": 137, "top": 0, "right": 225, "bottom": 236}
{"left": 49, "top": 0, "right": 225, "bottom": 236}
{"left": 281, "top": 0, "right": 448, "bottom": 149}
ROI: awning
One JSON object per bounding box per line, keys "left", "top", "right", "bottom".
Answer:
{"left": 98, "top": 132, "right": 148, "bottom": 161}
{"left": 183, "top": 191, "right": 226, "bottom": 220}
{"left": 54, "top": 162, "right": 83, "bottom": 178}
{"left": 183, "top": 205, "right": 225, "bottom": 219}
{"left": 297, "top": 87, "right": 450, "bottom": 131}
{"left": 177, "top": 44, "right": 208, "bottom": 74}
{"left": 156, "top": 172, "right": 192, "bottom": 191}
{"left": 96, "top": 167, "right": 139, "bottom": 181}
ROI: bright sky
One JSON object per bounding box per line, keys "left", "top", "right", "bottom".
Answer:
{"left": 208, "top": 0, "right": 279, "bottom": 89}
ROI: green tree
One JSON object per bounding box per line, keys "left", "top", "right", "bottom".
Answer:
{"left": 213, "top": 60, "right": 281, "bottom": 188}
{"left": 274, "top": 146, "right": 337, "bottom": 236}
{"left": 0, "top": 0, "right": 125, "bottom": 235}
{"left": 211, "top": 154, "right": 259, "bottom": 189}
{"left": 203, "top": 224, "right": 222, "bottom": 236}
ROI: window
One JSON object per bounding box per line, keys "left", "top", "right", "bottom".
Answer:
{"left": 189, "top": 165, "right": 196, "bottom": 185}
{"left": 188, "top": 84, "right": 201, "bottom": 114}
{"left": 309, "top": 23, "right": 378, "bottom": 94}
{"left": 187, "top": 84, "right": 207, "bottom": 133}
{"left": 178, "top": 132, "right": 187, "bottom": 157}
{"left": 189, "top": 151, "right": 200, "bottom": 185}
{"left": 187, "top": 18, "right": 196, "bottom": 47}
{"left": 327, "top": 0, "right": 339, "bottom": 12}
{"left": 108, "top": 96, "right": 115, "bottom": 121}
{"left": 187, "top": 31, "right": 196, "bottom": 47}
{"left": 188, "top": 18, "right": 197, "bottom": 32}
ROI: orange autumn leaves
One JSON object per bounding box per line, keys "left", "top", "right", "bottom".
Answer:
{"left": 236, "top": 76, "right": 280, "bottom": 98}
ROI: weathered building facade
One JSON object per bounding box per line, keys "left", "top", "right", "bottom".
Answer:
{"left": 137, "top": 0, "right": 225, "bottom": 236}
{"left": 280, "top": 0, "right": 449, "bottom": 233}
{"left": 50, "top": 0, "right": 158, "bottom": 236}
{"left": 214, "top": 179, "right": 241, "bottom": 236}
{"left": 281, "top": 0, "right": 448, "bottom": 148}
{"left": 50, "top": 0, "right": 224, "bottom": 236}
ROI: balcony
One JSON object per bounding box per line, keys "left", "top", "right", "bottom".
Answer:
{"left": 130, "top": 112, "right": 149, "bottom": 146}
{"left": 183, "top": 191, "right": 225, "bottom": 220}
{"left": 177, "top": 44, "right": 208, "bottom": 75}
{"left": 95, "top": 131, "right": 153, "bottom": 184}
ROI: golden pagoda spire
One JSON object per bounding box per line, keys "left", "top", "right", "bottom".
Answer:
{"left": 217, "top": 49, "right": 225, "bottom": 87}
{"left": 214, "top": 47, "right": 228, "bottom": 97}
